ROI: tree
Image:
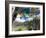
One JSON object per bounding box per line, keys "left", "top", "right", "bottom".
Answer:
{"left": 32, "top": 17, "right": 40, "bottom": 30}
{"left": 27, "top": 21, "right": 33, "bottom": 30}
{"left": 30, "top": 8, "right": 40, "bottom": 30}
{"left": 31, "top": 8, "right": 36, "bottom": 15}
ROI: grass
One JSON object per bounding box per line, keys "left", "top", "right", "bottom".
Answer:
{"left": 15, "top": 26, "right": 27, "bottom": 31}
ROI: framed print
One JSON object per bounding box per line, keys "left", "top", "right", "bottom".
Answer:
{"left": 5, "top": 1, "right": 45, "bottom": 37}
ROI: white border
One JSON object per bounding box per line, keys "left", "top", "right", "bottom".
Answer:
{"left": 9, "top": 4, "right": 43, "bottom": 35}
